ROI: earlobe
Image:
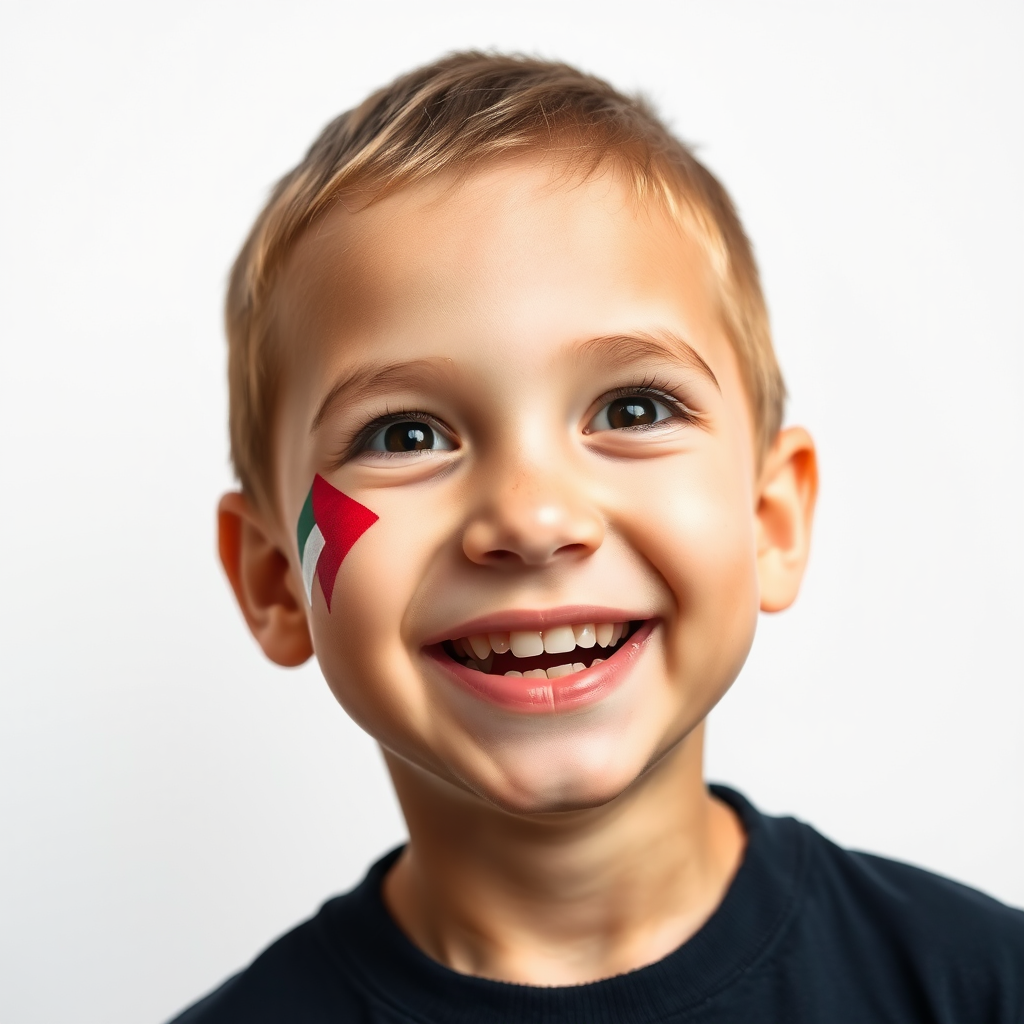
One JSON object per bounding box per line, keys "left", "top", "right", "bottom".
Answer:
{"left": 755, "top": 427, "right": 818, "bottom": 613}
{"left": 217, "top": 492, "right": 314, "bottom": 667}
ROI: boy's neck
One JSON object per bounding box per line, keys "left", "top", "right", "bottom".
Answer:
{"left": 381, "top": 725, "right": 746, "bottom": 986}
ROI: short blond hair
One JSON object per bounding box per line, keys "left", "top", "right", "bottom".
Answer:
{"left": 226, "top": 51, "right": 785, "bottom": 505}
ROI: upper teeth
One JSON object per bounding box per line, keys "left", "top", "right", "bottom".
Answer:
{"left": 455, "top": 622, "right": 630, "bottom": 660}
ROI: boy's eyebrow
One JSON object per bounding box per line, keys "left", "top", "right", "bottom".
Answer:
{"left": 310, "top": 357, "right": 456, "bottom": 433}
{"left": 571, "top": 332, "right": 720, "bottom": 391}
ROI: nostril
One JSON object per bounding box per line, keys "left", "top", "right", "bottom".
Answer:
{"left": 480, "top": 541, "right": 591, "bottom": 566}
{"left": 557, "top": 543, "right": 591, "bottom": 558}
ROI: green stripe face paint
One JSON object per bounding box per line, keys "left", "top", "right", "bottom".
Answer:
{"left": 297, "top": 474, "right": 379, "bottom": 611}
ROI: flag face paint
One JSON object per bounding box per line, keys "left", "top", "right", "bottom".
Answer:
{"left": 296, "top": 474, "right": 379, "bottom": 610}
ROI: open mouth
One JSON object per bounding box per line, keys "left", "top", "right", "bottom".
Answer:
{"left": 426, "top": 615, "right": 656, "bottom": 713}
{"left": 438, "top": 620, "right": 646, "bottom": 679}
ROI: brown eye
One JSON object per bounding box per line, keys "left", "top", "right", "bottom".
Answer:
{"left": 586, "top": 392, "right": 677, "bottom": 433}
{"left": 361, "top": 417, "right": 456, "bottom": 456}
{"left": 606, "top": 397, "right": 658, "bottom": 428}
{"left": 383, "top": 421, "right": 435, "bottom": 451}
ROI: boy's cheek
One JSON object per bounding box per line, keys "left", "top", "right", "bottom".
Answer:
{"left": 617, "top": 451, "right": 756, "bottom": 588}
{"left": 618, "top": 460, "right": 759, "bottom": 683}
{"left": 303, "top": 496, "right": 451, "bottom": 733}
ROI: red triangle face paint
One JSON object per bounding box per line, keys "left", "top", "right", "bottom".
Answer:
{"left": 296, "top": 474, "right": 379, "bottom": 612}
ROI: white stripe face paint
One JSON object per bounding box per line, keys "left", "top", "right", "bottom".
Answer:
{"left": 301, "top": 524, "right": 326, "bottom": 604}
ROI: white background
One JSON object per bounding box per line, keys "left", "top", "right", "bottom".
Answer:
{"left": 1, "top": 2, "right": 1021, "bottom": 1021}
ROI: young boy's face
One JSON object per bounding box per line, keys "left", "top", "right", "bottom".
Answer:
{"left": 260, "top": 156, "right": 791, "bottom": 813}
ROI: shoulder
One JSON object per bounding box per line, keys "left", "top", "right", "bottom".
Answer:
{"left": 165, "top": 893, "right": 373, "bottom": 1024}
{"left": 797, "top": 818, "right": 1024, "bottom": 1018}
{"left": 805, "top": 826, "right": 1024, "bottom": 947}
{"left": 166, "top": 847, "right": 408, "bottom": 1023}
{"left": 712, "top": 786, "right": 1024, "bottom": 1023}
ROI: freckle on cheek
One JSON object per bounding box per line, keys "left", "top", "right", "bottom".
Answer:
{"left": 296, "top": 474, "right": 378, "bottom": 611}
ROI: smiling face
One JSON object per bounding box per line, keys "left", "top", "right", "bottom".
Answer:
{"left": 268, "top": 156, "right": 763, "bottom": 813}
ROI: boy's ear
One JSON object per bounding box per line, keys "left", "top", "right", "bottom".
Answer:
{"left": 755, "top": 427, "right": 819, "bottom": 613}
{"left": 217, "top": 492, "right": 314, "bottom": 667}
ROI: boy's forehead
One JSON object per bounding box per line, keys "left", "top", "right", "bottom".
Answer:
{"left": 274, "top": 156, "right": 731, "bottom": 386}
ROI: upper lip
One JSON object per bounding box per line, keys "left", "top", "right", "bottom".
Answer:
{"left": 421, "top": 605, "right": 652, "bottom": 646}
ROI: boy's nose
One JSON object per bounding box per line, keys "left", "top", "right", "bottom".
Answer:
{"left": 461, "top": 468, "right": 604, "bottom": 568}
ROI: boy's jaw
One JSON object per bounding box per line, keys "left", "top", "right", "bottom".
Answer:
{"left": 423, "top": 609, "right": 658, "bottom": 713}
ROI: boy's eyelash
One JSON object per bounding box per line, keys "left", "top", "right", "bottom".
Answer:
{"left": 334, "top": 407, "right": 450, "bottom": 464}
{"left": 599, "top": 378, "right": 701, "bottom": 422}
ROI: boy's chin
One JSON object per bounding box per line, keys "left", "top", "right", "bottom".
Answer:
{"left": 449, "top": 716, "right": 679, "bottom": 816}
{"left": 429, "top": 662, "right": 692, "bottom": 816}
{"left": 460, "top": 747, "right": 660, "bottom": 816}
{"left": 472, "top": 766, "right": 645, "bottom": 816}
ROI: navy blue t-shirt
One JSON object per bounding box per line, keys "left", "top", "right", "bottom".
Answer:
{"left": 169, "top": 787, "right": 1024, "bottom": 1023}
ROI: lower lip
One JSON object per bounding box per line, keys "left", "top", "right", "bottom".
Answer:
{"left": 425, "top": 620, "right": 657, "bottom": 714}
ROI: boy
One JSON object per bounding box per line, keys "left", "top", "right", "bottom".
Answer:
{"left": 174, "top": 53, "right": 1024, "bottom": 1022}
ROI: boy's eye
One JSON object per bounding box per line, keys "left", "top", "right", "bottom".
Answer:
{"left": 364, "top": 419, "right": 456, "bottom": 454}
{"left": 587, "top": 394, "right": 676, "bottom": 432}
